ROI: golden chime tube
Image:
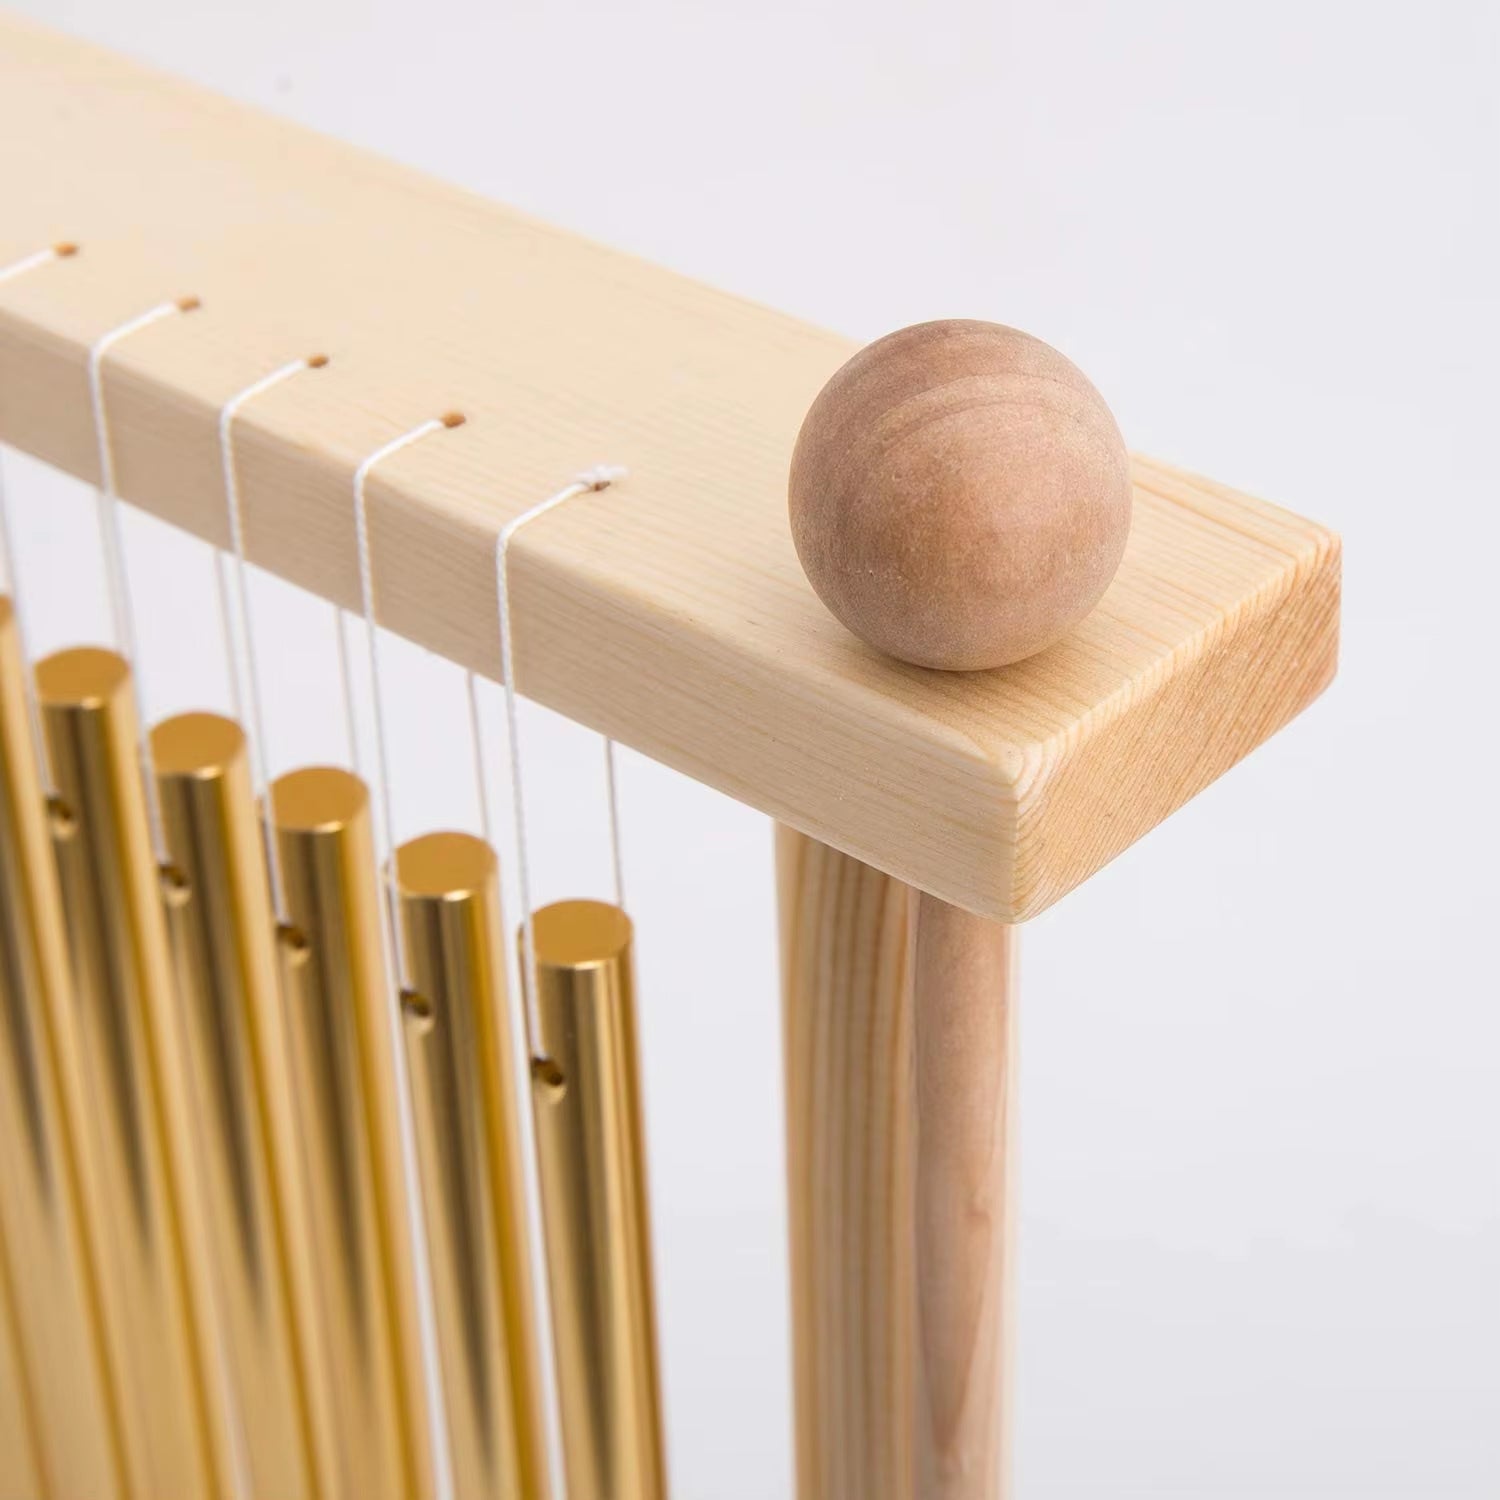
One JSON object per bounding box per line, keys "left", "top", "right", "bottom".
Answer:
{"left": 152, "top": 712, "right": 321, "bottom": 1500}
{"left": 0, "top": 1242, "right": 43, "bottom": 1500}
{"left": 395, "top": 832, "right": 550, "bottom": 1500}
{"left": 38, "top": 647, "right": 229, "bottom": 1500}
{"left": 269, "top": 766, "right": 434, "bottom": 1500}
{"left": 0, "top": 601, "right": 124, "bottom": 1500}
{"left": 529, "top": 899, "right": 667, "bottom": 1500}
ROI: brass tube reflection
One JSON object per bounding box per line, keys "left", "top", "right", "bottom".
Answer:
{"left": 529, "top": 900, "right": 666, "bottom": 1500}
{"left": 0, "top": 601, "right": 124, "bottom": 1500}
{"left": 269, "top": 767, "right": 433, "bottom": 1500}
{"left": 153, "top": 713, "right": 320, "bottom": 1500}
{"left": 395, "top": 832, "right": 549, "bottom": 1500}
{"left": 38, "top": 647, "right": 227, "bottom": 1500}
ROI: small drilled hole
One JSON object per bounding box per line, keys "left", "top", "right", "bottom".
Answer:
{"left": 307, "top": 354, "right": 330, "bottom": 369}
{"left": 441, "top": 411, "right": 466, "bottom": 429}
{"left": 160, "top": 863, "right": 192, "bottom": 908}
{"left": 46, "top": 796, "right": 77, "bottom": 842}
{"left": 176, "top": 295, "right": 201, "bottom": 313}
{"left": 401, "top": 988, "right": 435, "bottom": 1032}
{"left": 276, "top": 923, "right": 311, "bottom": 969}
{"left": 531, "top": 1055, "right": 566, "bottom": 1101}
{"left": 54, "top": 242, "right": 79, "bottom": 259}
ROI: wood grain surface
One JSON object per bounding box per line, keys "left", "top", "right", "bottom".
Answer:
{"left": 0, "top": 15, "right": 1339, "bottom": 920}
{"left": 780, "top": 826, "right": 1018, "bottom": 1500}
{"left": 789, "top": 320, "right": 1132, "bottom": 670}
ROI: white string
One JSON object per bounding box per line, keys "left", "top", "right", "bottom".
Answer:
{"left": 492, "top": 464, "right": 627, "bottom": 1059}
{"left": 88, "top": 301, "right": 187, "bottom": 648}
{"left": 465, "top": 668, "right": 493, "bottom": 847}
{"left": 603, "top": 737, "right": 626, "bottom": 908}
{"left": 334, "top": 606, "right": 360, "bottom": 770}
{"left": 347, "top": 416, "right": 448, "bottom": 984}
{"left": 346, "top": 415, "right": 458, "bottom": 1500}
{"left": 0, "top": 244, "right": 81, "bottom": 797}
{"left": 217, "top": 357, "right": 325, "bottom": 924}
{"left": 0, "top": 243, "right": 74, "bottom": 285}
{"left": 86, "top": 296, "right": 196, "bottom": 862}
{"left": 212, "top": 552, "right": 243, "bottom": 725}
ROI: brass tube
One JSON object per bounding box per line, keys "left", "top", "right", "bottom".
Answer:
{"left": 395, "top": 832, "right": 549, "bottom": 1500}
{"left": 269, "top": 767, "right": 434, "bottom": 1500}
{"left": 152, "top": 712, "right": 321, "bottom": 1500}
{"left": 38, "top": 647, "right": 228, "bottom": 1500}
{"left": 0, "top": 1236, "right": 43, "bottom": 1499}
{"left": 0, "top": 601, "right": 124, "bottom": 1499}
{"left": 529, "top": 899, "right": 667, "bottom": 1500}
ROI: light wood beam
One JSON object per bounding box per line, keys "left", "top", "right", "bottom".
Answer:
{"left": 0, "top": 16, "right": 1338, "bottom": 919}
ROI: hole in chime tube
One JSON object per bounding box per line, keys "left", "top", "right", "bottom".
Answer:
{"left": 45, "top": 795, "right": 77, "bottom": 841}
{"left": 530, "top": 1054, "right": 566, "bottom": 1100}
{"left": 158, "top": 862, "right": 191, "bottom": 908}
{"left": 400, "top": 986, "right": 435, "bottom": 1030}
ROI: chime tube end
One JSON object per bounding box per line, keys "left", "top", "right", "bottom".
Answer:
{"left": 531, "top": 898, "right": 632, "bottom": 974}
{"left": 394, "top": 830, "right": 495, "bottom": 903}
{"left": 270, "top": 765, "right": 368, "bottom": 831}
{"left": 34, "top": 646, "right": 130, "bottom": 710}
{"left": 150, "top": 710, "right": 245, "bottom": 780}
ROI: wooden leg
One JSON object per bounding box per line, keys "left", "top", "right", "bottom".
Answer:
{"left": 778, "top": 826, "right": 1018, "bottom": 1500}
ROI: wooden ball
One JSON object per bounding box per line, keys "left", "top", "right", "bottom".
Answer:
{"left": 789, "top": 319, "right": 1132, "bottom": 670}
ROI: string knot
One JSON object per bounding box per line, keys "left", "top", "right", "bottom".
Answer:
{"left": 577, "top": 464, "right": 628, "bottom": 491}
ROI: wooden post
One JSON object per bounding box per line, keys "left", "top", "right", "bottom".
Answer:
{"left": 779, "top": 826, "right": 1018, "bottom": 1500}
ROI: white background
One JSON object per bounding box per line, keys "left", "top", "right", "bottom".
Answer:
{"left": 3, "top": 2, "right": 1498, "bottom": 1496}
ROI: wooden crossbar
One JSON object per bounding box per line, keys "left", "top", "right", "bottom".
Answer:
{"left": 0, "top": 14, "right": 1339, "bottom": 919}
